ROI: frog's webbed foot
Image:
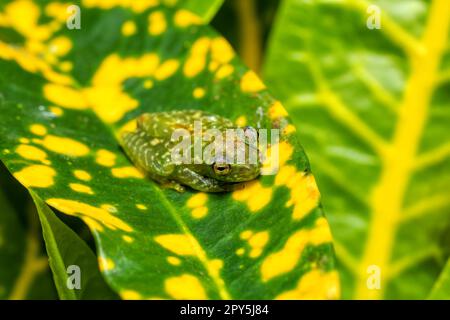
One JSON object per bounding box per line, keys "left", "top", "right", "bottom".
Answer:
{"left": 222, "top": 182, "right": 246, "bottom": 192}
{"left": 161, "top": 181, "right": 185, "bottom": 193}
{"left": 174, "top": 167, "right": 233, "bottom": 193}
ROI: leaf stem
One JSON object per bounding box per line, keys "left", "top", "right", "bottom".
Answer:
{"left": 234, "top": 0, "right": 262, "bottom": 73}
{"left": 8, "top": 201, "right": 48, "bottom": 300}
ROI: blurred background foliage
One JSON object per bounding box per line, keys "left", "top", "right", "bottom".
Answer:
{"left": 263, "top": 0, "right": 450, "bottom": 299}
{"left": 212, "top": 0, "right": 280, "bottom": 72}
{"left": 0, "top": 0, "right": 449, "bottom": 299}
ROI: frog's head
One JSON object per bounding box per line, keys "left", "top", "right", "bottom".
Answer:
{"left": 202, "top": 127, "right": 262, "bottom": 183}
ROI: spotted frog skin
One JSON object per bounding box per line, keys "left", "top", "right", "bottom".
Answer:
{"left": 121, "top": 110, "right": 261, "bottom": 192}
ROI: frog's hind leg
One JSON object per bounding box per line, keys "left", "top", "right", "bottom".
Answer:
{"left": 121, "top": 131, "right": 174, "bottom": 176}
{"left": 121, "top": 131, "right": 149, "bottom": 169}
{"left": 136, "top": 111, "right": 234, "bottom": 137}
{"left": 136, "top": 113, "right": 176, "bottom": 137}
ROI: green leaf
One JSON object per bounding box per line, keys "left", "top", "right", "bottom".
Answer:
{"left": 0, "top": 0, "right": 338, "bottom": 299}
{"left": 31, "top": 190, "right": 118, "bottom": 299}
{"left": 182, "top": 0, "right": 225, "bottom": 23}
{"left": 428, "top": 259, "right": 450, "bottom": 299}
{"left": 263, "top": 0, "right": 450, "bottom": 299}
{"left": 0, "top": 166, "right": 57, "bottom": 299}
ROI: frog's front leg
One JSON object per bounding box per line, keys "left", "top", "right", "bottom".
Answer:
{"left": 173, "top": 167, "right": 234, "bottom": 192}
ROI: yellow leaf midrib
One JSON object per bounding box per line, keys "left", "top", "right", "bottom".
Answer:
{"left": 348, "top": 0, "right": 426, "bottom": 57}
{"left": 354, "top": 0, "right": 450, "bottom": 299}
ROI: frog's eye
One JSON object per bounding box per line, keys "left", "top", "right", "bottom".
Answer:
{"left": 213, "top": 163, "right": 231, "bottom": 175}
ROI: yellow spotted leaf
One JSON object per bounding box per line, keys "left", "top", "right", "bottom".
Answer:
{"left": 0, "top": 0, "right": 337, "bottom": 299}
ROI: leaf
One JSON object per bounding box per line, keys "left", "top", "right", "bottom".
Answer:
{"left": 0, "top": 0, "right": 338, "bottom": 299}
{"left": 428, "top": 259, "right": 450, "bottom": 299}
{"left": 263, "top": 0, "right": 450, "bottom": 299}
{"left": 31, "top": 191, "right": 118, "bottom": 299}
{"left": 182, "top": 0, "right": 225, "bottom": 23}
{"left": 0, "top": 165, "right": 57, "bottom": 299}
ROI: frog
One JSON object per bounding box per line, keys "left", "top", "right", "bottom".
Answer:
{"left": 120, "top": 110, "right": 262, "bottom": 192}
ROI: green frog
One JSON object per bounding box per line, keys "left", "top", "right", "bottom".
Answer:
{"left": 120, "top": 110, "right": 261, "bottom": 192}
